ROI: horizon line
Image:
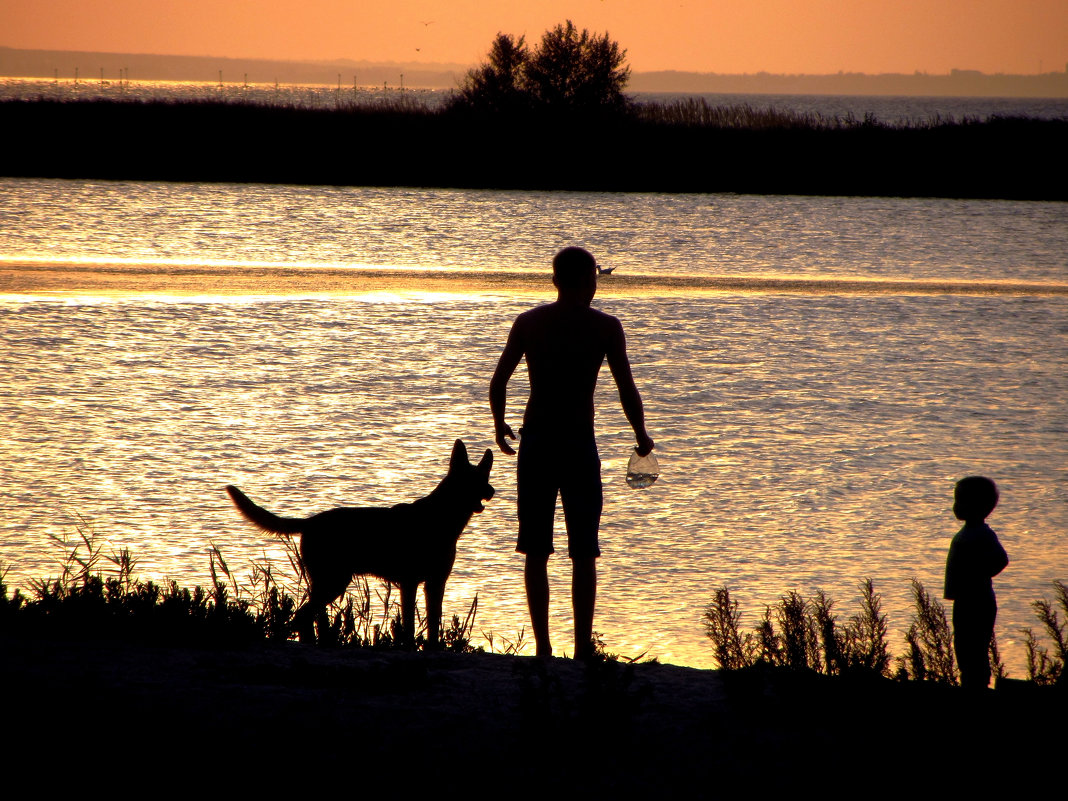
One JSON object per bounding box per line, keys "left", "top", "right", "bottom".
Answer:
{"left": 2, "top": 45, "right": 1066, "bottom": 80}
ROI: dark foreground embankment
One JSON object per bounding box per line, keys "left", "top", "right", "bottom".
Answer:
{"left": 2, "top": 98, "right": 1066, "bottom": 199}
{"left": 4, "top": 634, "right": 1064, "bottom": 792}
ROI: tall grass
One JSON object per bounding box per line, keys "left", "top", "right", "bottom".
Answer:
{"left": 4, "top": 94, "right": 1065, "bottom": 199}
{"left": 10, "top": 90, "right": 997, "bottom": 131}
{"left": 703, "top": 587, "right": 756, "bottom": 669}
{"left": 629, "top": 97, "right": 1009, "bottom": 131}
{"left": 899, "top": 579, "right": 957, "bottom": 683}
{"left": 704, "top": 579, "right": 893, "bottom": 677}
{"left": 2, "top": 521, "right": 480, "bottom": 652}
{"left": 1022, "top": 580, "right": 1068, "bottom": 685}
{"left": 706, "top": 578, "right": 1065, "bottom": 687}
{"left": 632, "top": 98, "right": 859, "bottom": 130}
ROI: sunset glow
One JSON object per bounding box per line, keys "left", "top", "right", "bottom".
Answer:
{"left": 4, "top": 0, "right": 1067, "bottom": 75}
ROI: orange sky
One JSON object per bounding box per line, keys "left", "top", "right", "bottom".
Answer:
{"left": 3, "top": 0, "right": 1066, "bottom": 75}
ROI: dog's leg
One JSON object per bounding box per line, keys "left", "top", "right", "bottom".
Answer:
{"left": 424, "top": 579, "right": 445, "bottom": 649}
{"left": 299, "top": 575, "right": 350, "bottom": 645}
{"left": 292, "top": 602, "right": 317, "bottom": 643}
{"left": 292, "top": 598, "right": 331, "bottom": 644}
{"left": 399, "top": 582, "right": 417, "bottom": 648}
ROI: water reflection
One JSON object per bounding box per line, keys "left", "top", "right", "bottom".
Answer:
{"left": 3, "top": 179, "right": 1067, "bottom": 282}
{"left": 2, "top": 287, "right": 1066, "bottom": 671}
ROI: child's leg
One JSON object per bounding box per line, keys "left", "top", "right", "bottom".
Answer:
{"left": 953, "top": 597, "right": 996, "bottom": 689}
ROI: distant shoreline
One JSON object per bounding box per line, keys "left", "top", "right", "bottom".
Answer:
{"left": 2, "top": 96, "right": 1065, "bottom": 200}
{"left": 3, "top": 45, "right": 1068, "bottom": 96}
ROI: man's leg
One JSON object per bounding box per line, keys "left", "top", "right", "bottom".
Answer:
{"left": 525, "top": 552, "right": 552, "bottom": 657}
{"left": 572, "top": 556, "right": 597, "bottom": 660}
{"left": 559, "top": 440, "right": 602, "bottom": 661}
{"left": 517, "top": 433, "right": 556, "bottom": 658}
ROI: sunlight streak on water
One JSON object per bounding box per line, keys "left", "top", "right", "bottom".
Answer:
{"left": 3, "top": 179, "right": 1067, "bottom": 282}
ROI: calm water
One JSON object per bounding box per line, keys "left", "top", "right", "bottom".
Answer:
{"left": 2, "top": 177, "right": 1066, "bottom": 672}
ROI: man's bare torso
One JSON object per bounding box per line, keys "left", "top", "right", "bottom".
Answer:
{"left": 511, "top": 301, "right": 624, "bottom": 435}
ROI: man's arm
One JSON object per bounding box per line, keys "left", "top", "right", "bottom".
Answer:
{"left": 490, "top": 321, "right": 525, "bottom": 456}
{"left": 605, "top": 318, "right": 654, "bottom": 456}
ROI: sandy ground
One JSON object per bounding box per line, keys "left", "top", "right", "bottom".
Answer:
{"left": 4, "top": 634, "right": 1063, "bottom": 793}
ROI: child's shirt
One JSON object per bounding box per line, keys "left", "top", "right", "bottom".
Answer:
{"left": 943, "top": 521, "right": 1009, "bottom": 601}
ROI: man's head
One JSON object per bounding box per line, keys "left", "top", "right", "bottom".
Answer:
{"left": 552, "top": 247, "right": 597, "bottom": 300}
{"left": 953, "top": 476, "right": 999, "bottom": 522}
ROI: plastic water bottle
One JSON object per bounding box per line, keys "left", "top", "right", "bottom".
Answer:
{"left": 626, "top": 449, "right": 660, "bottom": 488}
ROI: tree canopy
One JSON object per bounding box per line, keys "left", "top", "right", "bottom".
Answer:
{"left": 454, "top": 21, "right": 630, "bottom": 113}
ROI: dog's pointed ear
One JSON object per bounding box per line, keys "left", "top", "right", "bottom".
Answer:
{"left": 478, "top": 448, "right": 493, "bottom": 473}
{"left": 451, "top": 438, "right": 468, "bottom": 468}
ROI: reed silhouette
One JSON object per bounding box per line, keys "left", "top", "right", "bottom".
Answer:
{"left": 2, "top": 95, "right": 1064, "bottom": 199}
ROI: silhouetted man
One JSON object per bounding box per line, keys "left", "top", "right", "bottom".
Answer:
{"left": 490, "top": 246, "right": 654, "bottom": 659}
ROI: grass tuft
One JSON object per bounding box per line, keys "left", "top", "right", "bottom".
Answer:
{"left": 1021, "top": 580, "right": 1067, "bottom": 685}
{"left": 897, "top": 579, "right": 957, "bottom": 683}
{"left": 705, "top": 579, "right": 894, "bottom": 678}
{"left": 481, "top": 626, "right": 529, "bottom": 656}
{"left": 703, "top": 587, "right": 757, "bottom": 670}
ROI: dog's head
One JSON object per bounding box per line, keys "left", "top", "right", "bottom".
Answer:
{"left": 448, "top": 438, "right": 494, "bottom": 514}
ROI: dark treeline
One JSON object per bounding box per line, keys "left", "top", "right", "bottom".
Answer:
{"left": 2, "top": 96, "right": 1066, "bottom": 199}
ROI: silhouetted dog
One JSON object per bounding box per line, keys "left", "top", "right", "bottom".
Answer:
{"left": 226, "top": 439, "right": 493, "bottom": 645}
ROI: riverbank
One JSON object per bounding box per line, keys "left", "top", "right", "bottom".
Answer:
{"left": 4, "top": 634, "right": 1062, "bottom": 792}
{"left": 2, "top": 98, "right": 1065, "bottom": 200}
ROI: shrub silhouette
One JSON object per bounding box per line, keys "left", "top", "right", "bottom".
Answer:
{"left": 900, "top": 579, "right": 957, "bottom": 683}
{"left": 1023, "top": 580, "right": 1068, "bottom": 685}
{"left": 454, "top": 20, "right": 630, "bottom": 114}
{"left": 525, "top": 21, "right": 630, "bottom": 111}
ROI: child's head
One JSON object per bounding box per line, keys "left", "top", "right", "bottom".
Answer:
{"left": 953, "top": 476, "right": 999, "bottom": 522}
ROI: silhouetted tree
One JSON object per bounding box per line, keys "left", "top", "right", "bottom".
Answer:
{"left": 453, "top": 20, "right": 630, "bottom": 114}
{"left": 455, "top": 32, "right": 530, "bottom": 113}
{"left": 525, "top": 21, "right": 630, "bottom": 111}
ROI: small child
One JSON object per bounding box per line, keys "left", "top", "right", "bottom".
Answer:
{"left": 943, "top": 476, "right": 1009, "bottom": 690}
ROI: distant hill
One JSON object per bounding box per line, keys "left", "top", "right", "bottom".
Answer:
{"left": 2, "top": 47, "right": 1067, "bottom": 97}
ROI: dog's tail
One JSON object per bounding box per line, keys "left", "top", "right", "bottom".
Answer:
{"left": 225, "top": 485, "right": 305, "bottom": 535}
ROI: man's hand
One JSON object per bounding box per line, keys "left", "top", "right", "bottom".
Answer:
{"left": 496, "top": 424, "right": 517, "bottom": 456}
{"left": 635, "top": 431, "right": 655, "bottom": 457}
